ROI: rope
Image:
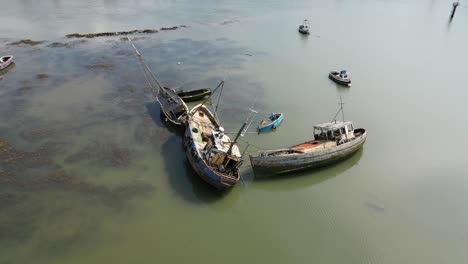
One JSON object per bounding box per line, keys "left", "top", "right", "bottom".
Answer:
{"left": 238, "top": 138, "right": 269, "bottom": 151}
{"left": 127, "top": 37, "right": 175, "bottom": 100}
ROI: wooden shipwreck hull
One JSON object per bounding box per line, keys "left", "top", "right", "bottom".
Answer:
{"left": 126, "top": 37, "right": 188, "bottom": 126}
{"left": 175, "top": 88, "right": 212, "bottom": 102}
{"left": 183, "top": 104, "right": 242, "bottom": 191}
{"left": 183, "top": 138, "right": 240, "bottom": 190}
{"left": 250, "top": 129, "right": 367, "bottom": 176}
{"left": 156, "top": 86, "right": 189, "bottom": 126}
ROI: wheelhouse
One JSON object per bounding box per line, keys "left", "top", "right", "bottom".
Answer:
{"left": 313, "top": 121, "right": 355, "bottom": 144}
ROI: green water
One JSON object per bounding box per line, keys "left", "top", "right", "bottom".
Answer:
{"left": 1, "top": 0, "right": 468, "bottom": 263}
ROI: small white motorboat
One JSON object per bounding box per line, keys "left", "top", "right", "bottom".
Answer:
{"left": 329, "top": 69, "right": 352, "bottom": 87}
{"left": 298, "top": 19, "right": 310, "bottom": 34}
{"left": 0, "top": 56, "right": 14, "bottom": 70}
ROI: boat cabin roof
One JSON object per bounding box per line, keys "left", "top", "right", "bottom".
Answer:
{"left": 314, "top": 121, "right": 353, "bottom": 131}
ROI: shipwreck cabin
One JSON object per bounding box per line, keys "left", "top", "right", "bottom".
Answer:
{"left": 313, "top": 121, "right": 355, "bottom": 144}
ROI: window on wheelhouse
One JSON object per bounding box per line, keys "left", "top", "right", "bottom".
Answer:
{"left": 314, "top": 128, "right": 327, "bottom": 140}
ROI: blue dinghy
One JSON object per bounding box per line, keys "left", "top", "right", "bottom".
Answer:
{"left": 258, "top": 113, "right": 284, "bottom": 133}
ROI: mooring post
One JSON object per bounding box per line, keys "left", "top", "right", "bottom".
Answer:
{"left": 450, "top": 1, "right": 460, "bottom": 20}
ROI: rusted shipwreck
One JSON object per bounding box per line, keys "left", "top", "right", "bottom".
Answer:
{"left": 157, "top": 86, "right": 189, "bottom": 125}
{"left": 250, "top": 104, "right": 367, "bottom": 176}
{"left": 183, "top": 103, "right": 244, "bottom": 190}
{"left": 127, "top": 37, "right": 188, "bottom": 125}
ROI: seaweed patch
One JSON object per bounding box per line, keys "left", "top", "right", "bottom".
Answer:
{"left": 66, "top": 29, "right": 157, "bottom": 39}
{"left": 65, "top": 25, "right": 186, "bottom": 39}
{"left": 0, "top": 138, "right": 155, "bottom": 252}
{"left": 64, "top": 140, "right": 132, "bottom": 168}
{"left": 85, "top": 63, "right": 114, "bottom": 70}
{"left": 36, "top": 74, "right": 49, "bottom": 79}
{"left": 8, "top": 39, "right": 45, "bottom": 46}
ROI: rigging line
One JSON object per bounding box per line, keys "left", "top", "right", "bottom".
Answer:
{"left": 136, "top": 58, "right": 158, "bottom": 98}
{"left": 241, "top": 96, "right": 258, "bottom": 136}
{"left": 128, "top": 43, "right": 160, "bottom": 94}
{"left": 199, "top": 80, "right": 224, "bottom": 108}
{"left": 127, "top": 37, "right": 161, "bottom": 87}
{"left": 330, "top": 96, "right": 346, "bottom": 122}
{"left": 224, "top": 131, "right": 258, "bottom": 134}
{"left": 237, "top": 139, "right": 268, "bottom": 151}
{"left": 127, "top": 37, "right": 175, "bottom": 100}
{"left": 241, "top": 143, "right": 250, "bottom": 157}
{"left": 339, "top": 96, "right": 345, "bottom": 122}
{"left": 330, "top": 109, "right": 341, "bottom": 123}
{"left": 214, "top": 80, "right": 224, "bottom": 116}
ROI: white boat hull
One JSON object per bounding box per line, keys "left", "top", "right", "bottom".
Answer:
{"left": 0, "top": 56, "right": 14, "bottom": 70}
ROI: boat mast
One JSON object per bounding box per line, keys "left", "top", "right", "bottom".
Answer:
{"left": 241, "top": 109, "right": 258, "bottom": 136}
{"left": 127, "top": 37, "right": 173, "bottom": 99}
{"left": 214, "top": 80, "right": 224, "bottom": 120}
{"left": 198, "top": 80, "right": 225, "bottom": 120}
{"left": 330, "top": 96, "right": 345, "bottom": 122}
{"left": 227, "top": 122, "right": 247, "bottom": 155}
{"left": 339, "top": 96, "right": 345, "bottom": 122}
{"left": 240, "top": 96, "right": 258, "bottom": 136}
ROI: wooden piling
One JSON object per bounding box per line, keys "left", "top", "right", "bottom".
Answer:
{"left": 450, "top": 1, "right": 460, "bottom": 20}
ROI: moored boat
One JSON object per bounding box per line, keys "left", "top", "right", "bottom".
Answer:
{"left": 176, "top": 88, "right": 212, "bottom": 102}
{"left": 127, "top": 37, "right": 188, "bottom": 126}
{"left": 157, "top": 86, "right": 189, "bottom": 125}
{"left": 250, "top": 103, "right": 366, "bottom": 176}
{"left": 0, "top": 56, "right": 14, "bottom": 70}
{"left": 184, "top": 104, "right": 244, "bottom": 190}
{"left": 298, "top": 19, "right": 310, "bottom": 34}
{"left": 258, "top": 113, "right": 285, "bottom": 133}
{"left": 329, "top": 70, "right": 351, "bottom": 86}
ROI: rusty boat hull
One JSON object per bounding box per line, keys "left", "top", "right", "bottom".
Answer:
{"left": 183, "top": 104, "right": 242, "bottom": 191}
{"left": 250, "top": 129, "right": 367, "bottom": 176}
{"left": 156, "top": 86, "right": 189, "bottom": 126}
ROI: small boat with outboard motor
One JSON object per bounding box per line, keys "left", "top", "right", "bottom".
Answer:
{"left": 258, "top": 113, "right": 284, "bottom": 133}
{"left": 329, "top": 69, "right": 351, "bottom": 87}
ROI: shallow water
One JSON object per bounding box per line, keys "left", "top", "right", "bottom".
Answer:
{"left": 1, "top": 0, "right": 468, "bottom": 263}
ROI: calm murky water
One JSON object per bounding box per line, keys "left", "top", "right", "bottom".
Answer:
{"left": 1, "top": 0, "right": 468, "bottom": 263}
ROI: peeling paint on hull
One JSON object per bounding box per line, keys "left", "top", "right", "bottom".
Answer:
{"left": 250, "top": 130, "right": 367, "bottom": 176}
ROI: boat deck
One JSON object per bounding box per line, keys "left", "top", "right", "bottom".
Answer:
{"left": 291, "top": 140, "right": 337, "bottom": 153}
{"left": 189, "top": 109, "right": 240, "bottom": 156}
